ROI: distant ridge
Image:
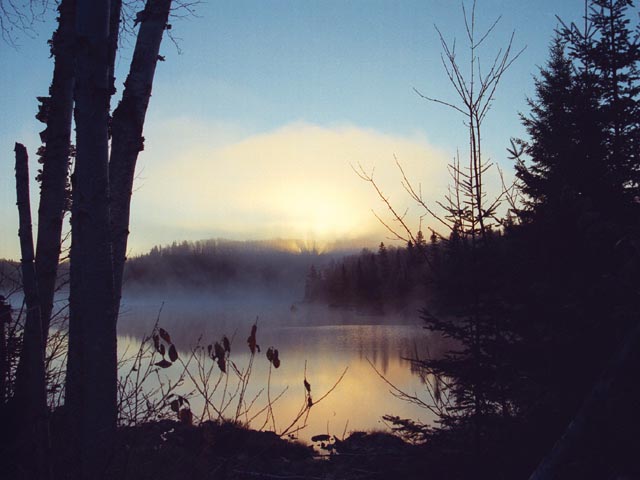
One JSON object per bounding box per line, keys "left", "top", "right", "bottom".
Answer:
{"left": 124, "top": 236, "right": 373, "bottom": 295}
{"left": 135, "top": 235, "right": 380, "bottom": 258}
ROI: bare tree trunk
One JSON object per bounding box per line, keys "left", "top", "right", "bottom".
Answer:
{"left": 13, "top": 142, "right": 50, "bottom": 480}
{"left": 0, "top": 299, "right": 9, "bottom": 405}
{"left": 34, "top": 0, "right": 76, "bottom": 339}
{"left": 10, "top": 4, "right": 75, "bottom": 475}
{"left": 110, "top": 0, "right": 172, "bottom": 317}
{"left": 66, "top": 1, "right": 116, "bottom": 477}
{"left": 107, "top": 0, "right": 122, "bottom": 98}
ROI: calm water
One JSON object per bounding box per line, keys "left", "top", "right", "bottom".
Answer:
{"left": 117, "top": 293, "right": 439, "bottom": 443}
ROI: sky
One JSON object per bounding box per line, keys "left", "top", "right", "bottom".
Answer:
{"left": 0, "top": 0, "right": 589, "bottom": 259}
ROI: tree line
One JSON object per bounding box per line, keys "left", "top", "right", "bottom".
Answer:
{"left": 124, "top": 238, "right": 326, "bottom": 294}
{"left": 303, "top": 236, "right": 439, "bottom": 313}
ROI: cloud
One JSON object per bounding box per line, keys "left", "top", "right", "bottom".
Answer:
{"left": 128, "top": 121, "right": 454, "bottom": 254}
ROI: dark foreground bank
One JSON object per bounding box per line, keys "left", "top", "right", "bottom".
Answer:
{"left": 45, "top": 418, "right": 426, "bottom": 480}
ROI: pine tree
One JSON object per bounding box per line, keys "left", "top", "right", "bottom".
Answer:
{"left": 508, "top": 4, "right": 640, "bottom": 475}
{"left": 516, "top": 1, "right": 640, "bottom": 218}
{"left": 561, "top": 0, "right": 640, "bottom": 202}
{"left": 303, "top": 265, "right": 319, "bottom": 302}
{"left": 515, "top": 37, "right": 585, "bottom": 210}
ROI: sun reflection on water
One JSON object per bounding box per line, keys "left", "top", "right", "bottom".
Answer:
{"left": 117, "top": 300, "right": 438, "bottom": 443}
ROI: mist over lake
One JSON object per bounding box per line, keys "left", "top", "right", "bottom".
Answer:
{"left": 117, "top": 285, "right": 438, "bottom": 442}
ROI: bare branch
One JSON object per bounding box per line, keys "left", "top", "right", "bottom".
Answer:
{"left": 395, "top": 156, "right": 452, "bottom": 231}
{"left": 351, "top": 162, "right": 420, "bottom": 245}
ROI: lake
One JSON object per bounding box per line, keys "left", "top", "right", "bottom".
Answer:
{"left": 117, "top": 292, "right": 439, "bottom": 443}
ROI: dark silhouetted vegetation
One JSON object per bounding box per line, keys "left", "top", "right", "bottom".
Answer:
{"left": 2, "top": 1, "right": 640, "bottom": 479}
{"left": 368, "top": 2, "right": 640, "bottom": 479}
{"left": 339, "top": 2, "right": 640, "bottom": 479}
{"left": 123, "top": 238, "right": 330, "bottom": 296}
{"left": 303, "top": 240, "right": 431, "bottom": 314}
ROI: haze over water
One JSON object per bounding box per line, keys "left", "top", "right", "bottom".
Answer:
{"left": 118, "top": 292, "right": 437, "bottom": 443}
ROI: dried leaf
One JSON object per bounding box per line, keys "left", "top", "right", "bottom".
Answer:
{"left": 168, "top": 344, "right": 178, "bottom": 362}
{"left": 267, "top": 347, "right": 280, "bottom": 368}
{"left": 159, "top": 344, "right": 166, "bottom": 357}
{"left": 179, "top": 408, "right": 193, "bottom": 425}
{"left": 170, "top": 399, "right": 180, "bottom": 412}
{"left": 223, "top": 336, "right": 230, "bottom": 353}
{"left": 159, "top": 328, "right": 172, "bottom": 344}
{"left": 214, "top": 341, "right": 225, "bottom": 361}
{"left": 247, "top": 324, "right": 258, "bottom": 355}
{"left": 216, "top": 356, "right": 226, "bottom": 373}
{"left": 311, "top": 434, "right": 330, "bottom": 442}
{"left": 153, "top": 334, "right": 160, "bottom": 352}
{"left": 304, "top": 379, "right": 311, "bottom": 393}
{"left": 155, "top": 359, "right": 172, "bottom": 368}
{"left": 307, "top": 396, "right": 313, "bottom": 408}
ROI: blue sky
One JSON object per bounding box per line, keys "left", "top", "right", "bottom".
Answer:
{"left": 0, "top": 0, "right": 588, "bottom": 259}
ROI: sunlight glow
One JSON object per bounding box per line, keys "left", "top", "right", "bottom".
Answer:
{"left": 129, "top": 121, "right": 451, "bottom": 253}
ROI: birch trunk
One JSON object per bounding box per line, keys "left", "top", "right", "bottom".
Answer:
{"left": 13, "top": 142, "right": 50, "bottom": 480}
{"left": 0, "top": 300, "right": 9, "bottom": 404}
{"left": 34, "top": 0, "right": 76, "bottom": 339}
{"left": 11, "top": 4, "right": 75, "bottom": 474}
{"left": 66, "top": 1, "right": 116, "bottom": 477}
{"left": 107, "top": 0, "right": 122, "bottom": 98}
{"left": 110, "top": 0, "right": 172, "bottom": 316}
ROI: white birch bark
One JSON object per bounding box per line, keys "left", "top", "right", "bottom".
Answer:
{"left": 109, "top": 0, "right": 172, "bottom": 317}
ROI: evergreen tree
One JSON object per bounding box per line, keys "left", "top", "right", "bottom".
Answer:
{"left": 377, "top": 242, "right": 390, "bottom": 287}
{"left": 515, "top": 36, "right": 587, "bottom": 210}
{"left": 561, "top": 0, "right": 640, "bottom": 201}
{"left": 304, "top": 265, "right": 319, "bottom": 302}
{"left": 517, "top": 1, "right": 640, "bottom": 217}
{"left": 507, "top": 3, "right": 640, "bottom": 475}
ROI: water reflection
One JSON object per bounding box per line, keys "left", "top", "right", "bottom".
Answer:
{"left": 117, "top": 295, "right": 438, "bottom": 442}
